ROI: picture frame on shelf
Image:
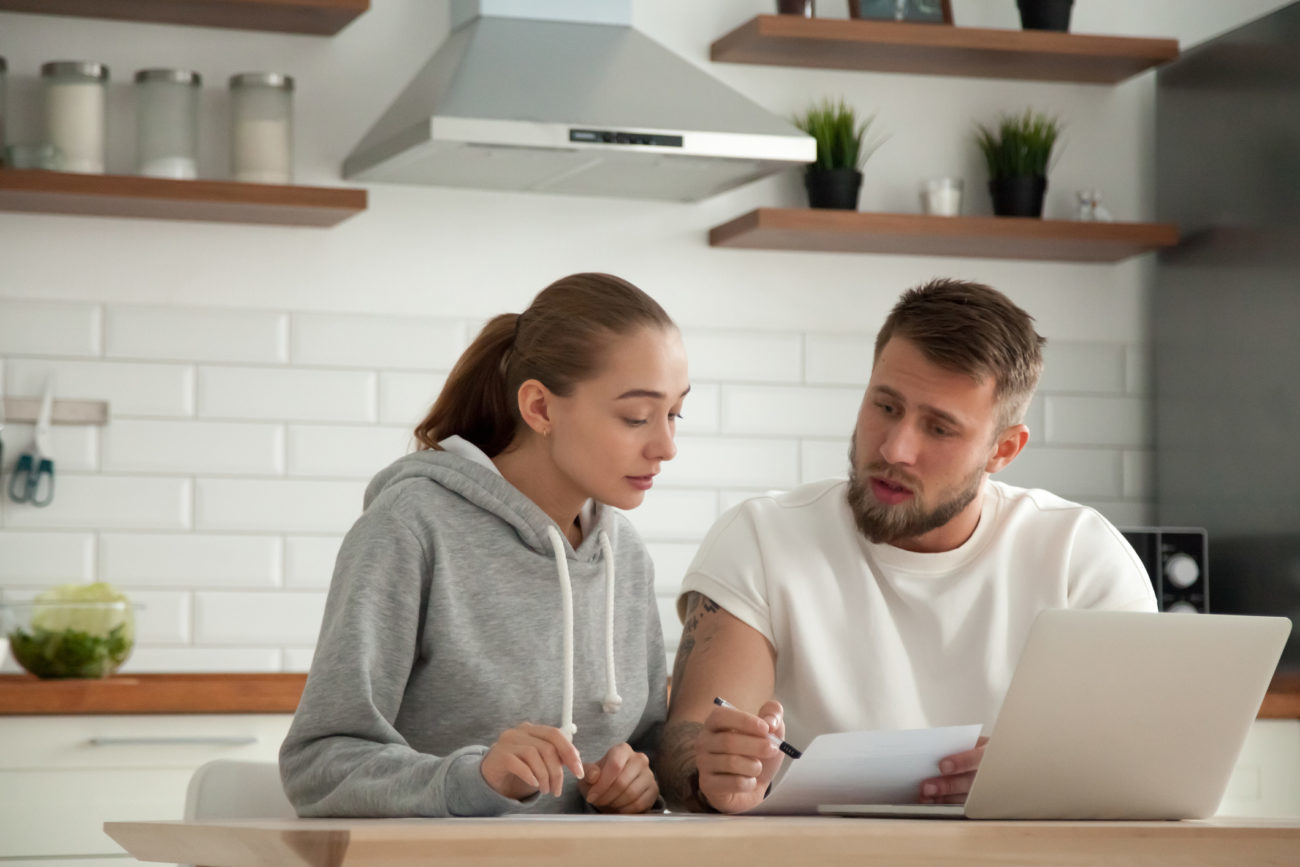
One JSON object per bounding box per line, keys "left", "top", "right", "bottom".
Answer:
{"left": 848, "top": 0, "right": 953, "bottom": 24}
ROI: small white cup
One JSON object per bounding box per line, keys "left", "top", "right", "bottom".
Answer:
{"left": 921, "top": 177, "right": 964, "bottom": 217}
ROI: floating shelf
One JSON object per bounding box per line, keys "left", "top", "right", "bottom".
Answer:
{"left": 709, "top": 209, "right": 1180, "bottom": 263}
{"left": 0, "top": 169, "right": 367, "bottom": 227}
{"left": 2, "top": 397, "right": 109, "bottom": 426}
{"left": 0, "top": 0, "right": 369, "bottom": 35}
{"left": 711, "top": 15, "right": 1178, "bottom": 84}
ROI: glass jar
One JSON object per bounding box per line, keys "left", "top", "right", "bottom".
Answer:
{"left": 229, "top": 72, "right": 293, "bottom": 184}
{"left": 135, "top": 68, "right": 201, "bottom": 179}
{"left": 41, "top": 61, "right": 110, "bottom": 174}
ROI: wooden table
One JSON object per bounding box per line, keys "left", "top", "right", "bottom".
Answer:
{"left": 104, "top": 815, "right": 1300, "bottom": 866}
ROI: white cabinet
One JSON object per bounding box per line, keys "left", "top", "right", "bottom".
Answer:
{"left": 0, "top": 714, "right": 292, "bottom": 862}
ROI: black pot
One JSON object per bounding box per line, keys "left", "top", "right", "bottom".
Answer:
{"left": 1017, "top": 0, "right": 1073, "bottom": 31}
{"left": 804, "top": 168, "right": 862, "bottom": 210}
{"left": 988, "top": 176, "right": 1047, "bottom": 218}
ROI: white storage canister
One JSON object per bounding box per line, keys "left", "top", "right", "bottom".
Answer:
{"left": 229, "top": 72, "right": 293, "bottom": 184}
{"left": 42, "top": 61, "right": 110, "bottom": 173}
{"left": 135, "top": 68, "right": 201, "bottom": 179}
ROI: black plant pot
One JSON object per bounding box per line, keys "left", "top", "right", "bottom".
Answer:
{"left": 1017, "top": 0, "right": 1074, "bottom": 31}
{"left": 804, "top": 168, "right": 862, "bottom": 210}
{"left": 989, "top": 176, "right": 1047, "bottom": 218}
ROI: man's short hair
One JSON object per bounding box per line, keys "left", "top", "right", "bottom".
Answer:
{"left": 874, "top": 278, "right": 1046, "bottom": 432}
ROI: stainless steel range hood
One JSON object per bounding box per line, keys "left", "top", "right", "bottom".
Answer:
{"left": 342, "top": 0, "right": 814, "bottom": 202}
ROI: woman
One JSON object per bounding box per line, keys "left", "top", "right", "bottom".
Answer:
{"left": 280, "top": 273, "right": 688, "bottom": 816}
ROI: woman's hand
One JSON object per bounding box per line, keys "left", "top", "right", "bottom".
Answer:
{"left": 480, "top": 723, "right": 585, "bottom": 801}
{"left": 580, "top": 742, "right": 659, "bottom": 814}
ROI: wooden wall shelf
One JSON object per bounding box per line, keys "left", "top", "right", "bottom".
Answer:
{"left": 0, "top": 169, "right": 366, "bottom": 227}
{"left": 0, "top": 0, "right": 369, "bottom": 35}
{"left": 0, "top": 673, "right": 306, "bottom": 714}
{"left": 709, "top": 209, "right": 1180, "bottom": 263}
{"left": 711, "top": 15, "right": 1178, "bottom": 84}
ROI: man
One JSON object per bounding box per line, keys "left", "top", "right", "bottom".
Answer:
{"left": 657, "top": 279, "right": 1156, "bottom": 813}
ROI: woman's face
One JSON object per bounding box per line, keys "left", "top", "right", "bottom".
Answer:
{"left": 546, "top": 326, "right": 689, "bottom": 511}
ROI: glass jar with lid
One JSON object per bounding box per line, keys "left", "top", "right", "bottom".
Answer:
{"left": 41, "top": 61, "right": 110, "bottom": 173}
{"left": 134, "top": 68, "right": 202, "bottom": 179}
{"left": 229, "top": 72, "right": 293, "bottom": 184}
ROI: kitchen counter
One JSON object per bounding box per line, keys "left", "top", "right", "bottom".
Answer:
{"left": 0, "top": 673, "right": 306, "bottom": 714}
{"left": 1, "top": 671, "right": 1297, "bottom": 717}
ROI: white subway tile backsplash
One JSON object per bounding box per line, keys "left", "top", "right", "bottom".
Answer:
{"left": 1123, "top": 449, "right": 1154, "bottom": 500}
{"left": 292, "top": 313, "right": 466, "bottom": 370}
{"left": 196, "top": 479, "right": 363, "bottom": 534}
{"left": 721, "top": 489, "right": 783, "bottom": 513}
{"left": 1045, "top": 396, "right": 1151, "bottom": 447}
{"left": 680, "top": 384, "right": 719, "bottom": 434}
{"left": 104, "top": 420, "right": 284, "bottom": 475}
{"left": 805, "top": 334, "right": 874, "bottom": 386}
{"left": 659, "top": 436, "right": 798, "bottom": 489}
{"left": 621, "top": 490, "right": 717, "bottom": 542}
{"left": 0, "top": 300, "right": 101, "bottom": 357}
{"left": 101, "top": 533, "right": 282, "bottom": 589}
{"left": 682, "top": 331, "right": 802, "bottom": 383}
{"left": 0, "top": 531, "right": 95, "bottom": 584}
{"left": 198, "top": 366, "right": 376, "bottom": 423}
{"left": 124, "top": 589, "right": 192, "bottom": 644}
{"left": 0, "top": 423, "right": 98, "bottom": 472}
{"left": 3, "top": 475, "right": 192, "bottom": 531}
{"left": 645, "top": 542, "right": 701, "bottom": 597}
{"left": 6, "top": 359, "right": 195, "bottom": 417}
{"left": 284, "top": 536, "right": 343, "bottom": 589}
{"left": 997, "top": 447, "right": 1123, "bottom": 499}
{"left": 378, "top": 371, "right": 448, "bottom": 427}
{"left": 121, "top": 646, "right": 282, "bottom": 673}
{"left": 286, "top": 425, "right": 414, "bottom": 479}
{"left": 801, "top": 439, "right": 849, "bottom": 483}
{"left": 1039, "top": 342, "right": 1126, "bottom": 393}
{"left": 722, "top": 385, "right": 861, "bottom": 437}
{"left": 657, "top": 594, "right": 682, "bottom": 653}
{"left": 1125, "top": 345, "right": 1152, "bottom": 395}
{"left": 105, "top": 307, "right": 288, "bottom": 364}
{"left": 195, "top": 591, "right": 327, "bottom": 645}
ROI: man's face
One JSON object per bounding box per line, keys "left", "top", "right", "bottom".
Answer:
{"left": 847, "top": 336, "right": 1005, "bottom": 553}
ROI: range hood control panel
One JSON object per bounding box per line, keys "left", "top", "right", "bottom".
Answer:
{"left": 570, "top": 129, "right": 683, "bottom": 148}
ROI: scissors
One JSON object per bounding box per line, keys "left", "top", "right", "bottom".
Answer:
{"left": 9, "top": 379, "right": 56, "bottom": 507}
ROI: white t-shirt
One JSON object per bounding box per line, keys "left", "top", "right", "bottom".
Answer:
{"left": 679, "top": 479, "right": 1157, "bottom": 748}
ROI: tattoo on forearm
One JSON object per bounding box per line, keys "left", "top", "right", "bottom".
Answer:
{"left": 670, "top": 592, "right": 720, "bottom": 695}
{"left": 656, "top": 720, "right": 706, "bottom": 811}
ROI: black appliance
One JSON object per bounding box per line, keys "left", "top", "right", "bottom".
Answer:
{"left": 1121, "top": 527, "right": 1209, "bottom": 614}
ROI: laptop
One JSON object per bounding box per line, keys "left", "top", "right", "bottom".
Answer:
{"left": 818, "top": 609, "right": 1291, "bottom": 820}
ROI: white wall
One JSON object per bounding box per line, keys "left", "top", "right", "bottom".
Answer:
{"left": 0, "top": 0, "right": 1290, "bottom": 672}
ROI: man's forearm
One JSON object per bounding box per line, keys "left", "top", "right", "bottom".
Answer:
{"left": 655, "top": 720, "right": 711, "bottom": 812}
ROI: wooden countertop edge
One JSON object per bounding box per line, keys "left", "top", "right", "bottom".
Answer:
{"left": 1, "top": 672, "right": 1298, "bottom": 717}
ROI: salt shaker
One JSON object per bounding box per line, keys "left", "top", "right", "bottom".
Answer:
{"left": 42, "top": 61, "right": 110, "bottom": 173}
{"left": 229, "top": 72, "right": 294, "bottom": 184}
{"left": 135, "top": 68, "right": 202, "bottom": 179}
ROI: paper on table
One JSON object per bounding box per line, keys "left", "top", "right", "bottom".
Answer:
{"left": 744, "top": 724, "right": 983, "bottom": 815}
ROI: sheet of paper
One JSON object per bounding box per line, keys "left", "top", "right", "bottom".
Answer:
{"left": 745, "top": 724, "right": 982, "bottom": 815}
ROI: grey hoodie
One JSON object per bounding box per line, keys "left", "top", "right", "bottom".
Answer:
{"left": 279, "top": 443, "right": 667, "bottom": 817}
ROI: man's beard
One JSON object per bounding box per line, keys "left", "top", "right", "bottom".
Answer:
{"left": 845, "top": 439, "right": 984, "bottom": 545}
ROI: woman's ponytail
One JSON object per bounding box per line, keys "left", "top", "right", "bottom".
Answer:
{"left": 414, "top": 313, "right": 518, "bottom": 456}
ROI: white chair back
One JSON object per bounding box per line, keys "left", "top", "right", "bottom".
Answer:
{"left": 183, "top": 759, "right": 297, "bottom": 821}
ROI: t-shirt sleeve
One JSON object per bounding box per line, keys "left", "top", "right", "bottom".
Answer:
{"left": 677, "top": 502, "right": 777, "bottom": 647}
{"left": 1067, "top": 509, "right": 1159, "bottom": 612}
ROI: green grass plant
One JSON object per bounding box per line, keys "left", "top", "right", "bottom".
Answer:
{"left": 973, "top": 109, "right": 1064, "bottom": 179}
{"left": 793, "top": 98, "right": 886, "bottom": 172}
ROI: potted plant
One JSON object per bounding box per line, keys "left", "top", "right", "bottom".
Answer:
{"left": 973, "top": 109, "right": 1063, "bottom": 218}
{"left": 793, "top": 98, "right": 886, "bottom": 210}
{"left": 1017, "top": 0, "right": 1073, "bottom": 32}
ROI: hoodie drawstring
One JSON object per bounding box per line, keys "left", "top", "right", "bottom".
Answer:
{"left": 544, "top": 525, "right": 622, "bottom": 742}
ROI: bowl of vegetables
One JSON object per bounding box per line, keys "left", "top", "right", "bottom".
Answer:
{"left": 2, "top": 583, "right": 135, "bottom": 678}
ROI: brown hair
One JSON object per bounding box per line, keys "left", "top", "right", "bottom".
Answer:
{"left": 414, "top": 272, "right": 675, "bottom": 457}
{"left": 874, "top": 278, "right": 1046, "bottom": 431}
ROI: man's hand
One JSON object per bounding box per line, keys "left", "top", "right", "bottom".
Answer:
{"left": 579, "top": 742, "right": 659, "bottom": 814}
{"left": 695, "top": 699, "right": 787, "bottom": 814}
{"left": 918, "top": 736, "right": 988, "bottom": 804}
{"left": 480, "top": 722, "right": 584, "bottom": 801}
